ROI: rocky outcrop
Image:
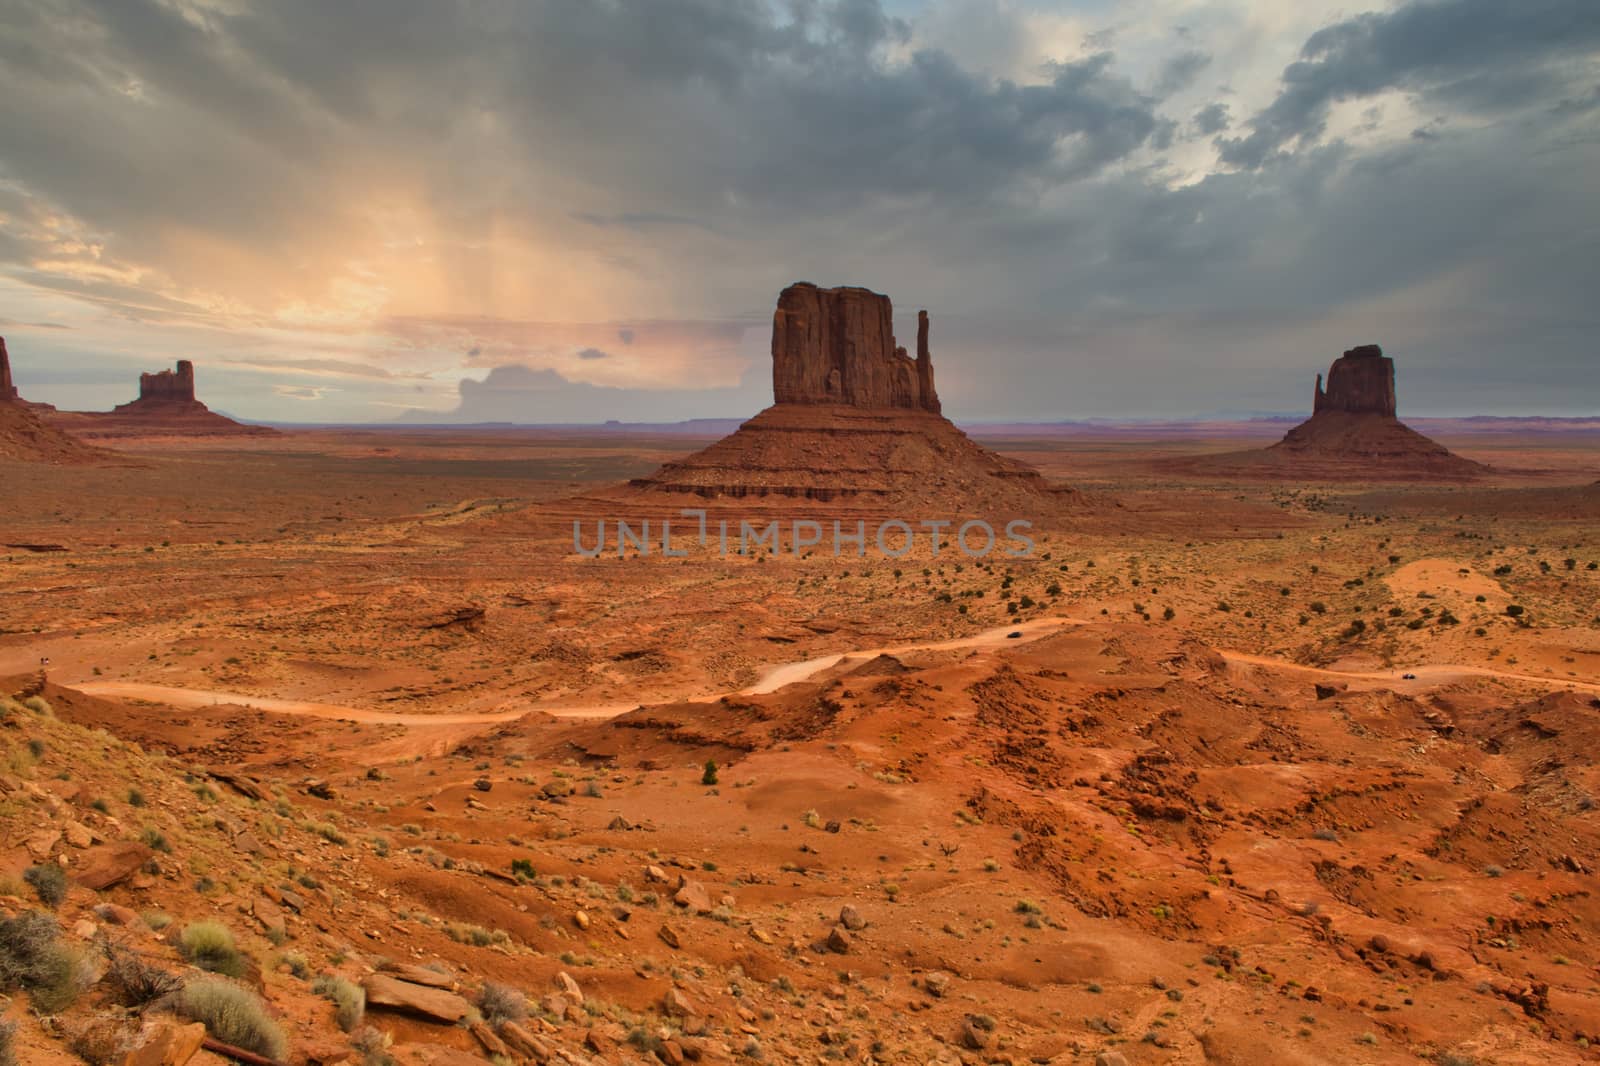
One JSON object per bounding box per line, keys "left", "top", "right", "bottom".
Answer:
{"left": 48, "top": 359, "right": 276, "bottom": 437}
{"left": 1313, "top": 344, "right": 1396, "bottom": 417}
{"left": 1258, "top": 343, "right": 1482, "bottom": 478}
{"left": 135, "top": 360, "right": 197, "bottom": 405}
{"left": 363, "top": 974, "right": 473, "bottom": 1023}
{"left": 72, "top": 841, "right": 154, "bottom": 890}
{"left": 628, "top": 283, "right": 1071, "bottom": 510}
{"left": 0, "top": 336, "right": 111, "bottom": 462}
{"left": 771, "top": 283, "right": 940, "bottom": 413}
{"left": 114, "top": 361, "right": 204, "bottom": 414}
{"left": 0, "top": 335, "right": 57, "bottom": 412}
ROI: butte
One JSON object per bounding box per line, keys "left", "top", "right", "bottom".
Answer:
{"left": 625, "top": 282, "right": 1074, "bottom": 515}
{"left": 1186, "top": 344, "right": 1484, "bottom": 480}
{"left": 49, "top": 359, "right": 277, "bottom": 438}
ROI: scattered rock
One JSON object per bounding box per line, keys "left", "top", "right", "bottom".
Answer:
{"left": 555, "top": 971, "right": 584, "bottom": 1004}
{"left": 839, "top": 904, "right": 867, "bottom": 931}
{"left": 663, "top": 987, "right": 700, "bottom": 1019}
{"left": 119, "top": 1019, "right": 206, "bottom": 1066}
{"left": 826, "top": 925, "right": 852, "bottom": 954}
{"left": 499, "top": 1022, "right": 551, "bottom": 1061}
{"left": 25, "top": 828, "right": 61, "bottom": 859}
{"left": 385, "top": 964, "right": 456, "bottom": 990}
{"left": 658, "top": 924, "right": 682, "bottom": 949}
{"left": 674, "top": 875, "right": 714, "bottom": 914}
{"left": 73, "top": 841, "right": 153, "bottom": 890}
{"left": 363, "top": 974, "right": 473, "bottom": 1024}
{"left": 469, "top": 1020, "right": 509, "bottom": 1058}
{"left": 63, "top": 821, "right": 96, "bottom": 848}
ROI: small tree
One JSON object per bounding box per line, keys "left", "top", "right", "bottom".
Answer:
{"left": 701, "top": 760, "right": 719, "bottom": 786}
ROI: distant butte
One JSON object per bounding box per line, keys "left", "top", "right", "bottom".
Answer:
{"left": 1270, "top": 344, "right": 1483, "bottom": 476}
{"left": 628, "top": 283, "right": 1070, "bottom": 509}
{"left": 1313, "top": 343, "right": 1395, "bottom": 417}
{"left": 49, "top": 358, "right": 277, "bottom": 438}
{"left": 1168, "top": 343, "right": 1486, "bottom": 481}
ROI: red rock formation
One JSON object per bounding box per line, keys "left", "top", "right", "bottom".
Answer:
{"left": 0, "top": 336, "right": 15, "bottom": 401}
{"left": 629, "top": 283, "right": 1070, "bottom": 510}
{"left": 0, "top": 336, "right": 107, "bottom": 462}
{"left": 116, "top": 360, "right": 203, "bottom": 413}
{"left": 1313, "top": 344, "right": 1396, "bottom": 417}
{"left": 49, "top": 358, "right": 277, "bottom": 437}
{"left": 1259, "top": 343, "right": 1481, "bottom": 478}
{"left": 771, "top": 283, "right": 941, "bottom": 413}
{"left": 134, "top": 359, "right": 198, "bottom": 405}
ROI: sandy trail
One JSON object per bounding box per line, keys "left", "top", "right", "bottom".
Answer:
{"left": 75, "top": 617, "right": 1598, "bottom": 727}
{"left": 1220, "top": 650, "right": 1600, "bottom": 696}
{"left": 76, "top": 619, "right": 1076, "bottom": 724}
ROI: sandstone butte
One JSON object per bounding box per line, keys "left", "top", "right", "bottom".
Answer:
{"left": 48, "top": 357, "right": 278, "bottom": 438}
{"left": 1268, "top": 343, "right": 1484, "bottom": 477}
{"left": 628, "top": 282, "right": 1073, "bottom": 510}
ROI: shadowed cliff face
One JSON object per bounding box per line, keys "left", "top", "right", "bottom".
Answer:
{"left": 1314, "top": 345, "right": 1396, "bottom": 417}
{"left": 771, "top": 282, "right": 940, "bottom": 414}
{"left": 0, "top": 336, "right": 15, "bottom": 401}
{"left": 133, "top": 360, "right": 199, "bottom": 406}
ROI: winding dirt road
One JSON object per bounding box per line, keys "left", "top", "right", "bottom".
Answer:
{"left": 74, "top": 616, "right": 1598, "bottom": 727}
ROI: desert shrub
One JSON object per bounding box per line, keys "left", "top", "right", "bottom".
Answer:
{"left": 177, "top": 978, "right": 286, "bottom": 1060}
{"left": 140, "top": 827, "right": 170, "bottom": 852}
{"left": 179, "top": 920, "right": 246, "bottom": 978}
{"left": 101, "top": 942, "right": 182, "bottom": 1007}
{"left": 22, "top": 696, "right": 52, "bottom": 717}
{"left": 0, "top": 910, "right": 82, "bottom": 1012}
{"left": 23, "top": 864, "right": 67, "bottom": 908}
{"left": 127, "top": 788, "right": 145, "bottom": 807}
{"left": 476, "top": 981, "right": 527, "bottom": 1027}
{"left": 313, "top": 974, "right": 366, "bottom": 1032}
{"left": 702, "top": 760, "right": 719, "bottom": 786}
{"left": 350, "top": 1026, "right": 396, "bottom": 1066}
{"left": 0, "top": 1018, "right": 14, "bottom": 1066}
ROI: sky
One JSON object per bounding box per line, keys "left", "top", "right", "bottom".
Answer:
{"left": 0, "top": 0, "right": 1596, "bottom": 424}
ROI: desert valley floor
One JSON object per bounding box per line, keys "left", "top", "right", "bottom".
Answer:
{"left": 2, "top": 424, "right": 1599, "bottom": 1066}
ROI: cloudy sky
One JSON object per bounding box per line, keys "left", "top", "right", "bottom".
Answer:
{"left": 1, "top": 0, "right": 1596, "bottom": 423}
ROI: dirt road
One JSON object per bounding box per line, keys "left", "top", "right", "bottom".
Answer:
{"left": 75, "top": 617, "right": 1598, "bottom": 726}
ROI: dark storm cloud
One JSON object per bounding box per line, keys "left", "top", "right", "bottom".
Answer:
{"left": 576, "top": 348, "right": 610, "bottom": 361}
{"left": 1219, "top": 0, "right": 1600, "bottom": 168}
{"left": 1, "top": 0, "right": 1597, "bottom": 420}
{"left": 1192, "top": 102, "right": 1231, "bottom": 134}
{"left": 427, "top": 364, "right": 768, "bottom": 424}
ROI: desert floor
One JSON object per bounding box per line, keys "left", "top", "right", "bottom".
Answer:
{"left": 2, "top": 425, "right": 1598, "bottom": 1066}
